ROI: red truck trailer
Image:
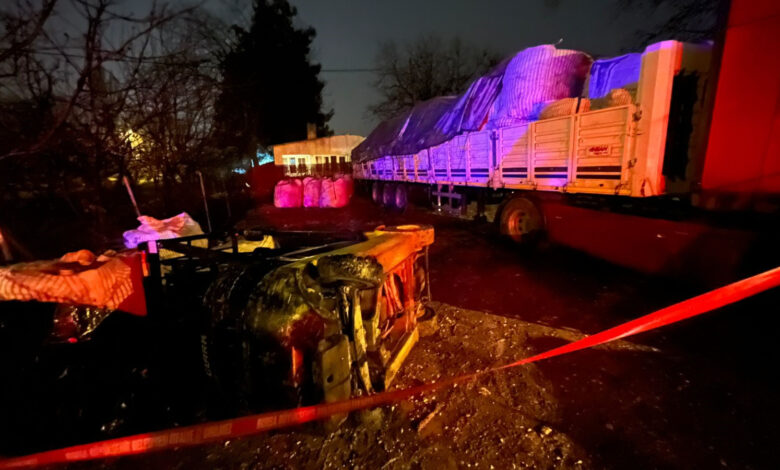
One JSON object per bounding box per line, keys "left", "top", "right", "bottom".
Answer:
{"left": 353, "top": 0, "right": 779, "bottom": 283}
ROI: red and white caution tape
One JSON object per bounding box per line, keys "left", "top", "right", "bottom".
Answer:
{"left": 2, "top": 266, "right": 780, "bottom": 468}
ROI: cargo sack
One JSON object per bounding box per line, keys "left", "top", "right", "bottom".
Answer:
{"left": 488, "top": 45, "right": 592, "bottom": 128}
{"left": 590, "top": 88, "right": 632, "bottom": 110}
{"left": 320, "top": 177, "right": 350, "bottom": 208}
{"left": 536, "top": 97, "right": 591, "bottom": 120}
{"left": 303, "top": 177, "right": 322, "bottom": 208}
{"left": 274, "top": 179, "right": 303, "bottom": 208}
{"left": 334, "top": 174, "right": 354, "bottom": 198}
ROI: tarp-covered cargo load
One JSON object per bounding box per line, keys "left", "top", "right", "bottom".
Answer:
{"left": 353, "top": 44, "right": 592, "bottom": 163}
{"left": 392, "top": 96, "right": 459, "bottom": 156}
{"left": 587, "top": 52, "right": 642, "bottom": 99}
{"left": 487, "top": 45, "right": 591, "bottom": 127}
{"left": 351, "top": 114, "right": 411, "bottom": 164}
{"left": 436, "top": 58, "right": 510, "bottom": 134}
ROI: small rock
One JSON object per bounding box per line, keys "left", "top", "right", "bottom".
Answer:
{"left": 358, "top": 408, "right": 384, "bottom": 430}
{"left": 418, "top": 403, "right": 445, "bottom": 437}
{"left": 539, "top": 425, "right": 553, "bottom": 436}
{"left": 418, "top": 311, "right": 439, "bottom": 337}
{"left": 492, "top": 339, "right": 506, "bottom": 358}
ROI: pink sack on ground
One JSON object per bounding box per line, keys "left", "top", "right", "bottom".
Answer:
{"left": 320, "top": 177, "right": 350, "bottom": 208}
{"left": 303, "top": 177, "right": 322, "bottom": 208}
{"left": 274, "top": 179, "right": 303, "bottom": 208}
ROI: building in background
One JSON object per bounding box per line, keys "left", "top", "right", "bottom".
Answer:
{"left": 273, "top": 132, "right": 364, "bottom": 177}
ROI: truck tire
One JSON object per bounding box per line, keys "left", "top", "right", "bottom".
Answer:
{"left": 382, "top": 183, "right": 396, "bottom": 208}
{"left": 394, "top": 184, "right": 408, "bottom": 211}
{"left": 499, "top": 196, "right": 543, "bottom": 244}
{"left": 371, "top": 182, "right": 384, "bottom": 205}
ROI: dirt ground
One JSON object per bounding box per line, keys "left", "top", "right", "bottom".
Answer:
{"left": 63, "top": 302, "right": 657, "bottom": 470}
{"left": 30, "top": 196, "right": 780, "bottom": 469}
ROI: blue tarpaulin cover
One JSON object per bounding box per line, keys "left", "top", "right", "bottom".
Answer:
{"left": 436, "top": 57, "right": 510, "bottom": 134}
{"left": 395, "top": 96, "right": 460, "bottom": 154}
{"left": 587, "top": 53, "right": 642, "bottom": 99}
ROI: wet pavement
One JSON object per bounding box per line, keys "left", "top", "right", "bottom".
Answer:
{"left": 5, "top": 195, "right": 780, "bottom": 468}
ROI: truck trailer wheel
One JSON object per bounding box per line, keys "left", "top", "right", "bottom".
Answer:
{"left": 394, "top": 184, "right": 408, "bottom": 211}
{"left": 382, "top": 183, "right": 396, "bottom": 208}
{"left": 371, "top": 182, "right": 384, "bottom": 205}
{"left": 499, "top": 196, "right": 543, "bottom": 244}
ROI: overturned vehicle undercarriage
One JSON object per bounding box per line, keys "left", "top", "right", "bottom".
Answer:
{"left": 1, "top": 225, "right": 434, "bottom": 429}
{"left": 198, "top": 225, "right": 434, "bottom": 417}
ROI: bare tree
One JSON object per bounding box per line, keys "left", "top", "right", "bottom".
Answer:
{"left": 0, "top": 0, "right": 57, "bottom": 67}
{"left": 0, "top": 1, "right": 224, "bottom": 202}
{"left": 370, "top": 35, "right": 499, "bottom": 120}
{"left": 618, "top": 0, "right": 728, "bottom": 51}
{"left": 127, "top": 10, "right": 225, "bottom": 210}
{"left": 0, "top": 0, "right": 237, "bottom": 254}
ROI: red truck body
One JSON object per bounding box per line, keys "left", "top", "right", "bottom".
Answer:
{"left": 700, "top": 0, "right": 780, "bottom": 199}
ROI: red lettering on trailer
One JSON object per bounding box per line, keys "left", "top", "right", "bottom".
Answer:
{"left": 586, "top": 145, "right": 610, "bottom": 156}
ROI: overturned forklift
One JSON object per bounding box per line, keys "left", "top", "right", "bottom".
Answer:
{"left": 0, "top": 224, "right": 433, "bottom": 436}
{"left": 167, "top": 224, "right": 435, "bottom": 415}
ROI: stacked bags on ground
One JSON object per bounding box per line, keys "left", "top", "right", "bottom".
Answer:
{"left": 303, "top": 177, "right": 321, "bottom": 207}
{"left": 274, "top": 179, "right": 303, "bottom": 208}
{"left": 274, "top": 175, "right": 354, "bottom": 208}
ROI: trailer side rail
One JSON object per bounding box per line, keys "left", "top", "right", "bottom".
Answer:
{"left": 360, "top": 103, "right": 637, "bottom": 197}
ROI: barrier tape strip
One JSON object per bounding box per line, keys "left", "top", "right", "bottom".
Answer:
{"left": 2, "top": 265, "right": 780, "bottom": 469}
